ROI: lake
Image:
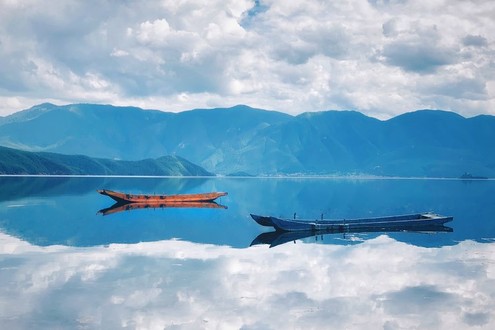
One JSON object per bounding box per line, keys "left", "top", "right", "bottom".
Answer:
{"left": 1, "top": 176, "right": 494, "bottom": 329}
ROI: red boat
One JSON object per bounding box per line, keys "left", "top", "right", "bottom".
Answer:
{"left": 97, "top": 189, "right": 227, "bottom": 204}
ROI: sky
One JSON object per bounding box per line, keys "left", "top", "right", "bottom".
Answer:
{"left": 1, "top": 232, "right": 494, "bottom": 329}
{"left": 0, "top": 0, "right": 494, "bottom": 119}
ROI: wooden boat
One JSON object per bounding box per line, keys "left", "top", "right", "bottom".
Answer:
{"left": 98, "top": 200, "right": 227, "bottom": 216}
{"left": 250, "top": 213, "right": 453, "bottom": 232}
{"left": 97, "top": 189, "right": 227, "bottom": 204}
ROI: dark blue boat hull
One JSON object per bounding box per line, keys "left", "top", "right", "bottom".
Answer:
{"left": 250, "top": 214, "right": 275, "bottom": 227}
{"left": 251, "top": 213, "right": 453, "bottom": 232}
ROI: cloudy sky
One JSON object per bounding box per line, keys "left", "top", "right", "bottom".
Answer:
{"left": 0, "top": 0, "right": 494, "bottom": 118}
{"left": 1, "top": 232, "right": 494, "bottom": 329}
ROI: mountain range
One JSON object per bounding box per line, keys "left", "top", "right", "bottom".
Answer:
{"left": 0, "top": 145, "right": 211, "bottom": 176}
{"left": 1, "top": 103, "right": 494, "bottom": 177}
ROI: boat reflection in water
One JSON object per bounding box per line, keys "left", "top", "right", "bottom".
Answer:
{"left": 251, "top": 224, "right": 453, "bottom": 248}
{"left": 98, "top": 201, "right": 227, "bottom": 216}
{"left": 249, "top": 212, "right": 453, "bottom": 247}
{"left": 97, "top": 189, "right": 228, "bottom": 215}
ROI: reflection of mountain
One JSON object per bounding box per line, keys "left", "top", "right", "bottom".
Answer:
{"left": 2, "top": 103, "right": 495, "bottom": 176}
{"left": 251, "top": 225, "right": 453, "bottom": 248}
{"left": 98, "top": 201, "right": 227, "bottom": 216}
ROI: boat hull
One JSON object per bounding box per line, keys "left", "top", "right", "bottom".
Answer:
{"left": 97, "top": 189, "right": 227, "bottom": 203}
{"left": 251, "top": 213, "right": 453, "bottom": 232}
{"left": 250, "top": 214, "right": 274, "bottom": 227}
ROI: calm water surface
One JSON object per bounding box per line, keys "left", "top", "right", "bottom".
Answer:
{"left": 1, "top": 176, "right": 494, "bottom": 329}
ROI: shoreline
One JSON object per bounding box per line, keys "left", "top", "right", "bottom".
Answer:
{"left": 1, "top": 174, "right": 493, "bottom": 180}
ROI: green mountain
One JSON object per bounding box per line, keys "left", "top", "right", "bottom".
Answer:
{"left": 1, "top": 103, "right": 494, "bottom": 177}
{"left": 0, "top": 146, "right": 212, "bottom": 176}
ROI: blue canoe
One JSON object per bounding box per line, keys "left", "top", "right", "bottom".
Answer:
{"left": 250, "top": 213, "right": 453, "bottom": 232}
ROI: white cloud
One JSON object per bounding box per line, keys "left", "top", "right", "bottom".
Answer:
{"left": 1, "top": 232, "right": 494, "bottom": 329}
{"left": 136, "top": 19, "right": 171, "bottom": 45}
{"left": 0, "top": 0, "right": 494, "bottom": 118}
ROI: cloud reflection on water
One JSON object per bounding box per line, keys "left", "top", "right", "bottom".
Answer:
{"left": 1, "top": 232, "right": 494, "bottom": 329}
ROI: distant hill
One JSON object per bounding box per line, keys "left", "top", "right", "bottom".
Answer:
{"left": 1, "top": 103, "right": 494, "bottom": 177}
{"left": 0, "top": 146, "right": 212, "bottom": 176}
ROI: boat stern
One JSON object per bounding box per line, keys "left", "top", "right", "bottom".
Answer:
{"left": 420, "top": 212, "right": 454, "bottom": 224}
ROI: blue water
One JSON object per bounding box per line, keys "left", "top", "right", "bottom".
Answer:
{"left": 1, "top": 176, "right": 494, "bottom": 247}
{"left": 1, "top": 177, "right": 494, "bottom": 329}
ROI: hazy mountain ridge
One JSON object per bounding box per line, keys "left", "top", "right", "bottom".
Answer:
{"left": 0, "top": 146, "right": 212, "bottom": 176}
{"left": 1, "top": 103, "right": 494, "bottom": 177}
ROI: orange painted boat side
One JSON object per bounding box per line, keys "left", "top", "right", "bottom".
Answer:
{"left": 97, "top": 189, "right": 227, "bottom": 203}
